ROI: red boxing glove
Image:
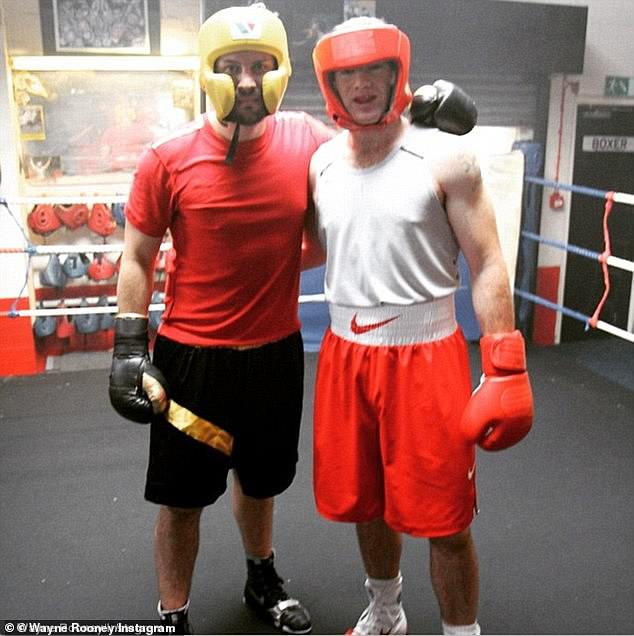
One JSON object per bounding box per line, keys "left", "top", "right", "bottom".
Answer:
{"left": 460, "top": 330, "right": 533, "bottom": 451}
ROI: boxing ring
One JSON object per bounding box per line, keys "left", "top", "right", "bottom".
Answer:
{"left": 1, "top": 292, "right": 632, "bottom": 633}
{"left": 1, "top": 172, "right": 633, "bottom": 355}
{"left": 1, "top": 181, "right": 633, "bottom": 636}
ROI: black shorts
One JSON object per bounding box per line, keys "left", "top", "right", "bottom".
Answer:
{"left": 144, "top": 331, "right": 304, "bottom": 508}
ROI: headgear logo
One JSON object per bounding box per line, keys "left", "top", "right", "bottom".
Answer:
{"left": 230, "top": 20, "right": 262, "bottom": 40}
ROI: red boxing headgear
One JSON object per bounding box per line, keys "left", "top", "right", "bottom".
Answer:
{"left": 55, "top": 203, "right": 89, "bottom": 230}
{"left": 28, "top": 204, "right": 62, "bottom": 236}
{"left": 312, "top": 18, "right": 412, "bottom": 130}
{"left": 87, "top": 203, "right": 117, "bottom": 237}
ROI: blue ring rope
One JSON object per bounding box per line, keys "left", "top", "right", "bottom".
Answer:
{"left": 524, "top": 176, "right": 611, "bottom": 200}
{"left": 0, "top": 198, "right": 35, "bottom": 318}
{"left": 521, "top": 230, "right": 601, "bottom": 261}
{"left": 514, "top": 288, "right": 591, "bottom": 326}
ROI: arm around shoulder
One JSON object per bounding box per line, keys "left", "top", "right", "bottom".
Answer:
{"left": 301, "top": 158, "right": 326, "bottom": 270}
{"left": 301, "top": 205, "right": 326, "bottom": 270}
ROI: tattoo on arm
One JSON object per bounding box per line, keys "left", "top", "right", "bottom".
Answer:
{"left": 458, "top": 153, "right": 483, "bottom": 192}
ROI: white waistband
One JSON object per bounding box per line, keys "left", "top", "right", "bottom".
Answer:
{"left": 328, "top": 297, "right": 457, "bottom": 346}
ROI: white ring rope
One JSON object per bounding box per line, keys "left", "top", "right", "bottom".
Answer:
{"left": 0, "top": 243, "right": 172, "bottom": 255}
{"left": 612, "top": 192, "right": 634, "bottom": 206}
{"left": 2, "top": 296, "right": 327, "bottom": 319}
{"left": 6, "top": 194, "right": 129, "bottom": 205}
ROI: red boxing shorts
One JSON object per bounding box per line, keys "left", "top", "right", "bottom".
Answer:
{"left": 313, "top": 300, "right": 478, "bottom": 538}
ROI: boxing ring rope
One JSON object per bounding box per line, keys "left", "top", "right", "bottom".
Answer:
{"left": 1, "top": 295, "right": 327, "bottom": 318}
{"left": 7, "top": 301, "right": 167, "bottom": 318}
{"left": 6, "top": 194, "right": 129, "bottom": 205}
{"left": 1, "top": 243, "right": 172, "bottom": 255}
{"left": 520, "top": 230, "right": 634, "bottom": 275}
{"left": 517, "top": 177, "right": 634, "bottom": 343}
{"left": 514, "top": 289, "right": 634, "bottom": 343}
{"left": 524, "top": 177, "right": 634, "bottom": 206}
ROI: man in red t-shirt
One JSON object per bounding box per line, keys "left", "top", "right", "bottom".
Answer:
{"left": 109, "top": 5, "right": 330, "bottom": 634}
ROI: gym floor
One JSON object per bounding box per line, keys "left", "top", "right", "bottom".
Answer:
{"left": 1, "top": 339, "right": 632, "bottom": 635}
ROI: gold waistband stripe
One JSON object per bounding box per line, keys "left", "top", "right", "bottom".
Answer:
{"left": 165, "top": 400, "right": 233, "bottom": 456}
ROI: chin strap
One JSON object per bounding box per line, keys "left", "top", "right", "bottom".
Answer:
{"left": 224, "top": 122, "right": 240, "bottom": 165}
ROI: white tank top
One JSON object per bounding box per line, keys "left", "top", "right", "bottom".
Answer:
{"left": 312, "top": 125, "right": 460, "bottom": 307}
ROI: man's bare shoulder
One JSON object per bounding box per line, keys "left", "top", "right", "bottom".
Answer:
{"left": 403, "top": 126, "right": 481, "bottom": 188}
{"left": 402, "top": 125, "right": 471, "bottom": 163}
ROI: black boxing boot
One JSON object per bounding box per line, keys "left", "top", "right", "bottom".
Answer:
{"left": 243, "top": 551, "right": 312, "bottom": 634}
{"left": 158, "top": 600, "right": 193, "bottom": 635}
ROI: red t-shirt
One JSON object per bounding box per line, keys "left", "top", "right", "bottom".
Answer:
{"left": 125, "top": 112, "right": 332, "bottom": 346}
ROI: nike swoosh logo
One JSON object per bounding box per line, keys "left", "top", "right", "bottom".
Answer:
{"left": 467, "top": 465, "right": 476, "bottom": 480}
{"left": 350, "top": 313, "right": 400, "bottom": 334}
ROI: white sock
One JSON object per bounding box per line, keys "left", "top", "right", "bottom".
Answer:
{"left": 366, "top": 571, "right": 403, "bottom": 605}
{"left": 442, "top": 620, "right": 481, "bottom": 635}
{"left": 158, "top": 599, "right": 189, "bottom": 616}
{"left": 353, "top": 573, "right": 407, "bottom": 635}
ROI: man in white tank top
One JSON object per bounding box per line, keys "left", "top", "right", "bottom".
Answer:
{"left": 307, "top": 16, "right": 534, "bottom": 636}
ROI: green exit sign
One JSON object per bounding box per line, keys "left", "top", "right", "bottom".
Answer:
{"left": 605, "top": 76, "right": 634, "bottom": 97}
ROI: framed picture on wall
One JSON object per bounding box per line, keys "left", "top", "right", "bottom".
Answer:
{"left": 19, "top": 105, "right": 46, "bottom": 141}
{"left": 39, "top": 0, "right": 160, "bottom": 54}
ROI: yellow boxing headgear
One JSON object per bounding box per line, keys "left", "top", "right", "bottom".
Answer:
{"left": 199, "top": 2, "right": 292, "bottom": 121}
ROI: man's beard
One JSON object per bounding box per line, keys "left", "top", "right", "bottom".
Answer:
{"left": 226, "top": 92, "right": 269, "bottom": 125}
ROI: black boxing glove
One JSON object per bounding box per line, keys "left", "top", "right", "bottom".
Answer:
{"left": 109, "top": 315, "right": 168, "bottom": 424}
{"left": 410, "top": 79, "right": 478, "bottom": 135}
